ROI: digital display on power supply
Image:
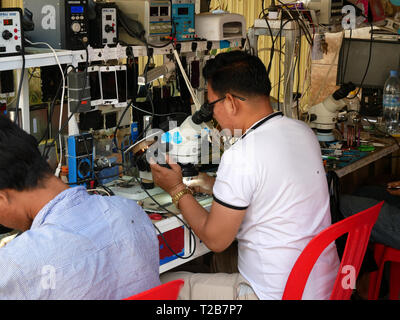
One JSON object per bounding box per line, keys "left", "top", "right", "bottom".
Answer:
{"left": 3, "top": 19, "right": 13, "bottom": 26}
{"left": 178, "top": 8, "right": 188, "bottom": 15}
{"left": 160, "top": 6, "right": 169, "bottom": 16}
{"left": 71, "top": 6, "right": 84, "bottom": 14}
{"left": 150, "top": 7, "right": 158, "bottom": 16}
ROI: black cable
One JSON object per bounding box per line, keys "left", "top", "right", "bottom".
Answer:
{"left": 113, "top": 48, "right": 138, "bottom": 156}
{"left": 261, "top": 0, "right": 275, "bottom": 76}
{"left": 347, "top": 23, "right": 374, "bottom": 100}
{"left": 131, "top": 104, "right": 189, "bottom": 118}
{"left": 14, "top": 48, "right": 25, "bottom": 126}
{"left": 44, "top": 44, "right": 90, "bottom": 160}
{"left": 38, "top": 64, "right": 75, "bottom": 147}
{"left": 131, "top": 161, "right": 197, "bottom": 260}
{"left": 342, "top": 28, "right": 352, "bottom": 85}
{"left": 117, "top": 6, "right": 175, "bottom": 49}
{"left": 277, "top": 18, "right": 283, "bottom": 111}
{"left": 153, "top": 222, "right": 195, "bottom": 261}
{"left": 113, "top": 99, "right": 134, "bottom": 152}
{"left": 276, "top": 0, "right": 313, "bottom": 46}
{"left": 258, "top": 8, "right": 292, "bottom": 107}
{"left": 296, "top": 33, "right": 301, "bottom": 119}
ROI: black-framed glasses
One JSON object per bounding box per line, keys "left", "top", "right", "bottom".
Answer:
{"left": 192, "top": 94, "right": 247, "bottom": 124}
{"left": 207, "top": 95, "right": 246, "bottom": 108}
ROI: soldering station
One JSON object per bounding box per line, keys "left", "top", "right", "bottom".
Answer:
{"left": 1, "top": 0, "right": 400, "bottom": 275}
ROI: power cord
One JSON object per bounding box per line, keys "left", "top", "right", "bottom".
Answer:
{"left": 346, "top": 22, "right": 374, "bottom": 100}
{"left": 37, "top": 64, "right": 75, "bottom": 147}
{"left": 43, "top": 43, "right": 90, "bottom": 164}
{"left": 14, "top": 47, "right": 25, "bottom": 126}
{"left": 131, "top": 161, "right": 197, "bottom": 260}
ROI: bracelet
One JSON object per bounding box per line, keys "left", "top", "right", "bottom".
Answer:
{"left": 172, "top": 188, "right": 193, "bottom": 209}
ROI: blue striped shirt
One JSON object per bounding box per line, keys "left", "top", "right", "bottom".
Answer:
{"left": 0, "top": 186, "right": 160, "bottom": 299}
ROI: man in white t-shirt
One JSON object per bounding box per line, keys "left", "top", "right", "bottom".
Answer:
{"left": 150, "top": 50, "right": 340, "bottom": 300}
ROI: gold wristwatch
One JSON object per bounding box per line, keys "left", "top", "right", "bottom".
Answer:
{"left": 172, "top": 188, "right": 193, "bottom": 209}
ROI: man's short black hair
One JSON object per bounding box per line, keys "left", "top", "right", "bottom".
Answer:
{"left": 0, "top": 115, "right": 52, "bottom": 191}
{"left": 203, "top": 50, "right": 272, "bottom": 98}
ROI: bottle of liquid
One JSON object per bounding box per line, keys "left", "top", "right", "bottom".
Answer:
{"left": 60, "top": 166, "right": 69, "bottom": 184}
{"left": 383, "top": 70, "right": 400, "bottom": 135}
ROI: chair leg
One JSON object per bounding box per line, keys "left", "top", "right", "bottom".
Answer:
{"left": 368, "top": 244, "right": 386, "bottom": 300}
{"left": 389, "top": 262, "right": 400, "bottom": 300}
{"left": 368, "top": 268, "right": 386, "bottom": 300}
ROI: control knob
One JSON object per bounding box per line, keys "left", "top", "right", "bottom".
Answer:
{"left": 2, "top": 30, "right": 12, "bottom": 40}
{"left": 105, "top": 24, "right": 114, "bottom": 33}
{"left": 71, "top": 22, "right": 81, "bottom": 33}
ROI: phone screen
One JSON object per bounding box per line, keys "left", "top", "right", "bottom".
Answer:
{"left": 117, "top": 68, "right": 127, "bottom": 103}
{"left": 101, "top": 69, "right": 117, "bottom": 100}
{"left": 89, "top": 69, "right": 101, "bottom": 101}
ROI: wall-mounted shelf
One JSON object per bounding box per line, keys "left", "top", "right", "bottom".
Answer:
{"left": 0, "top": 39, "right": 244, "bottom": 72}
{"left": 1, "top": 38, "right": 244, "bottom": 133}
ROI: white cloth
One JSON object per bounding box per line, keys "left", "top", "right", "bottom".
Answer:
{"left": 213, "top": 113, "right": 340, "bottom": 300}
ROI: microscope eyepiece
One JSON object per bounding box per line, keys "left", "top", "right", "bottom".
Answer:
{"left": 192, "top": 103, "right": 214, "bottom": 125}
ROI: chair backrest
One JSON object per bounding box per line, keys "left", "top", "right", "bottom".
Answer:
{"left": 282, "top": 201, "right": 383, "bottom": 300}
{"left": 124, "top": 279, "right": 184, "bottom": 300}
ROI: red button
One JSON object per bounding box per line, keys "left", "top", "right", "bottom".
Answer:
{"left": 149, "top": 213, "right": 163, "bottom": 221}
{"left": 14, "top": 28, "right": 18, "bottom": 33}
{"left": 14, "top": 36, "right": 18, "bottom": 40}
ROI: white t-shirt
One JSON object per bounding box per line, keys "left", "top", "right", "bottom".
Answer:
{"left": 213, "top": 112, "right": 340, "bottom": 300}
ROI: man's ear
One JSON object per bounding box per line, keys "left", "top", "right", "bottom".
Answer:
{"left": 225, "top": 93, "right": 240, "bottom": 116}
{"left": 0, "top": 191, "right": 10, "bottom": 207}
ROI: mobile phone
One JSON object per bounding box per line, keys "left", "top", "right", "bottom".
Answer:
{"left": 88, "top": 66, "right": 102, "bottom": 107}
{"left": 100, "top": 66, "right": 118, "bottom": 105}
{"left": 115, "top": 65, "right": 128, "bottom": 108}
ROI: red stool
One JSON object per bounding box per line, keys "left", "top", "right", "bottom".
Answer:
{"left": 368, "top": 243, "right": 400, "bottom": 300}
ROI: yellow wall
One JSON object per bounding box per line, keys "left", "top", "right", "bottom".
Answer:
{"left": 1, "top": 0, "right": 23, "bottom": 8}
{"left": 210, "top": 0, "right": 312, "bottom": 112}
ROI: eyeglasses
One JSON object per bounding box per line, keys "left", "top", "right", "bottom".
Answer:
{"left": 206, "top": 95, "right": 246, "bottom": 109}
{"left": 194, "top": 94, "right": 247, "bottom": 124}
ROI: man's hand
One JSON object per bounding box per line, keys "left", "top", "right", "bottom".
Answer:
{"left": 186, "top": 172, "right": 216, "bottom": 195}
{"left": 149, "top": 155, "right": 185, "bottom": 196}
{"left": 387, "top": 181, "right": 400, "bottom": 196}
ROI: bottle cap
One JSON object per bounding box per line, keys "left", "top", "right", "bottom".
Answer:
{"left": 390, "top": 70, "right": 398, "bottom": 77}
{"left": 61, "top": 166, "right": 69, "bottom": 174}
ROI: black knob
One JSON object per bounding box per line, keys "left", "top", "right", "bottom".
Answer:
{"left": 2, "top": 30, "right": 12, "bottom": 40}
{"left": 105, "top": 24, "right": 114, "bottom": 33}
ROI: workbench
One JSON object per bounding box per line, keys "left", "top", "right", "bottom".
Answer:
{"left": 326, "top": 137, "right": 399, "bottom": 178}
{"left": 106, "top": 177, "right": 211, "bottom": 274}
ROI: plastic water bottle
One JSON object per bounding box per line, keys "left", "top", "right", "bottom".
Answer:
{"left": 383, "top": 70, "right": 400, "bottom": 135}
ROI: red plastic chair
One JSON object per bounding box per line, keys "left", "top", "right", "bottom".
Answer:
{"left": 123, "top": 279, "right": 184, "bottom": 300}
{"left": 368, "top": 243, "right": 400, "bottom": 300}
{"left": 282, "top": 201, "right": 383, "bottom": 300}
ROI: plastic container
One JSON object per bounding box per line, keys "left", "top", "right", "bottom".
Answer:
{"left": 383, "top": 70, "right": 400, "bottom": 135}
